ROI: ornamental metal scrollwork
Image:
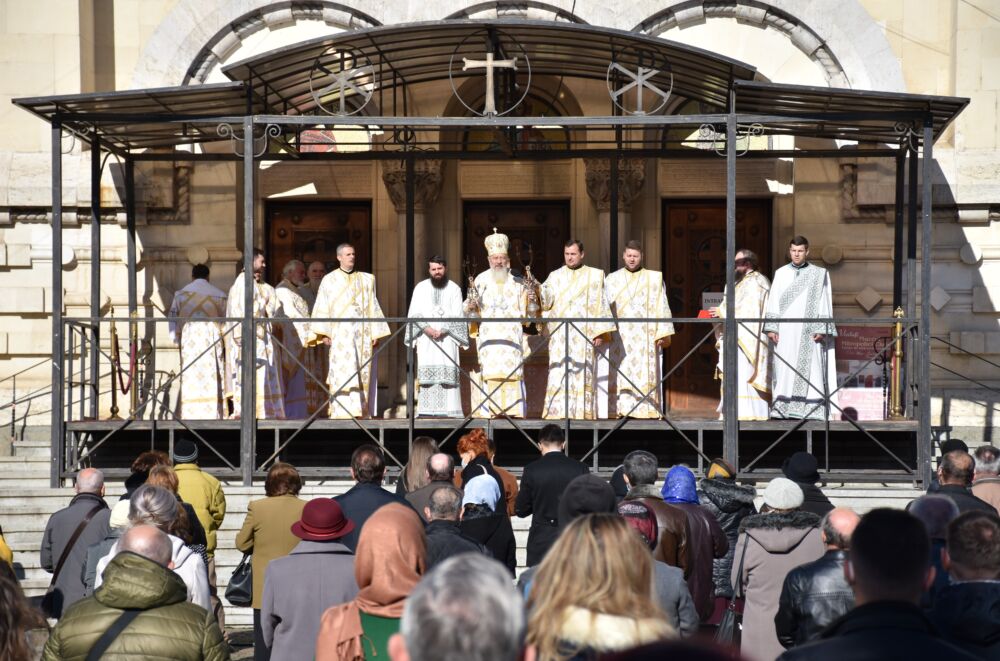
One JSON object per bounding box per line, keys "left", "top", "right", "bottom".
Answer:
{"left": 216, "top": 123, "right": 282, "bottom": 158}
{"left": 894, "top": 121, "right": 921, "bottom": 152}
{"left": 696, "top": 122, "right": 764, "bottom": 157}
{"left": 606, "top": 47, "right": 673, "bottom": 116}
{"left": 448, "top": 28, "right": 531, "bottom": 117}
{"left": 308, "top": 46, "right": 375, "bottom": 116}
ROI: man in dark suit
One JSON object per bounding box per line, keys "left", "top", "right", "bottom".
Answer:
{"left": 935, "top": 450, "right": 995, "bottom": 514}
{"left": 515, "top": 424, "right": 588, "bottom": 566}
{"left": 334, "top": 444, "right": 411, "bottom": 551}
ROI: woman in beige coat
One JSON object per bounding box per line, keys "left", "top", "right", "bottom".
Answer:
{"left": 731, "top": 478, "right": 824, "bottom": 661}
{"left": 236, "top": 462, "right": 307, "bottom": 661}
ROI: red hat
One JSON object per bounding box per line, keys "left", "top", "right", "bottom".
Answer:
{"left": 291, "top": 499, "right": 355, "bottom": 541}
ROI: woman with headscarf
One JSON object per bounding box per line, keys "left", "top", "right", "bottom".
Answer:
{"left": 315, "top": 503, "right": 426, "bottom": 661}
{"left": 696, "top": 458, "right": 757, "bottom": 623}
{"left": 459, "top": 474, "right": 517, "bottom": 573}
{"left": 661, "top": 465, "right": 728, "bottom": 622}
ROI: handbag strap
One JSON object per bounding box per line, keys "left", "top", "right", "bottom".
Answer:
{"left": 85, "top": 608, "right": 142, "bottom": 661}
{"left": 730, "top": 532, "right": 752, "bottom": 599}
{"left": 50, "top": 502, "right": 105, "bottom": 588}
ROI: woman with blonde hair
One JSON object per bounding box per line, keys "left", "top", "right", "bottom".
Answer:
{"left": 395, "top": 436, "right": 438, "bottom": 495}
{"left": 527, "top": 513, "right": 673, "bottom": 660}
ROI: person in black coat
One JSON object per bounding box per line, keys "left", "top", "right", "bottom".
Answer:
{"left": 515, "top": 424, "right": 589, "bottom": 566}
{"left": 934, "top": 450, "right": 995, "bottom": 514}
{"left": 776, "top": 508, "right": 860, "bottom": 648}
{"left": 778, "top": 508, "right": 978, "bottom": 661}
{"left": 459, "top": 475, "right": 517, "bottom": 573}
{"left": 457, "top": 429, "right": 505, "bottom": 500}
{"left": 697, "top": 459, "right": 757, "bottom": 604}
{"left": 334, "top": 445, "right": 412, "bottom": 551}
{"left": 423, "top": 486, "right": 489, "bottom": 570}
{"left": 782, "top": 452, "right": 834, "bottom": 517}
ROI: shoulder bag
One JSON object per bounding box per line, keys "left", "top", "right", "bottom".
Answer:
{"left": 224, "top": 553, "right": 253, "bottom": 607}
{"left": 714, "top": 533, "right": 750, "bottom": 646}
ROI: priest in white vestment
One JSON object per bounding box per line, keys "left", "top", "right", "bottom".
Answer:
{"left": 297, "top": 260, "right": 325, "bottom": 310}
{"left": 468, "top": 229, "right": 527, "bottom": 418}
{"left": 297, "top": 260, "right": 329, "bottom": 416}
{"left": 307, "top": 243, "right": 390, "bottom": 419}
{"left": 406, "top": 256, "right": 469, "bottom": 417}
{"left": 540, "top": 240, "right": 615, "bottom": 419}
{"left": 605, "top": 241, "right": 675, "bottom": 418}
{"left": 274, "top": 260, "right": 312, "bottom": 419}
{"left": 168, "top": 264, "right": 228, "bottom": 419}
{"left": 764, "top": 237, "right": 838, "bottom": 420}
{"left": 225, "top": 250, "right": 285, "bottom": 419}
{"left": 712, "top": 249, "right": 771, "bottom": 420}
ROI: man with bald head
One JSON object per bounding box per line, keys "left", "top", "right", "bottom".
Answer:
{"left": 406, "top": 453, "right": 458, "bottom": 522}
{"left": 776, "top": 507, "right": 861, "bottom": 648}
{"left": 42, "top": 524, "right": 228, "bottom": 659}
{"left": 40, "top": 467, "right": 112, "bottom": 617}
{"left": 936, "top": 450, "right": 994, "bottom": 514}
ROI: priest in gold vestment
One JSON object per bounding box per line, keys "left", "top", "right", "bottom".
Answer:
{"left": 168, "top": 264, "right": 228, "bottom": 419}
{"left": 467, "top": 229, "right": 527, "bottom": 418}
{"left": 712, "top": 248, "right": 771, "bottom": 420}
{"left": 308, "top": 243, "right": 390, "bottom": 419}
{"left": 297, "top": 260, "right": 329, "bottom": 416}
{"left": 225, "top": 250, "right": 285, "bottom": 419}
{"left": 274, "top": 260, "right": 313, "bottom": 419}
{"left": 605, "top": 241, "right": 675, "bottom": 418}
{"left": 540, "top": 240, "right": 615, "bottom": 419}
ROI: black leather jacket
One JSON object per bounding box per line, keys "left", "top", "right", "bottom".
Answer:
{"left": 776, "top": 549, "right": 855, "bottom": 648}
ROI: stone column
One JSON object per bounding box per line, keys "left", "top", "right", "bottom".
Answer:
{"left": 584, "top": 158, "right": 646, "bottom": 269}
{"left": 379, "top": 159, "right": 444, "bottom": 416}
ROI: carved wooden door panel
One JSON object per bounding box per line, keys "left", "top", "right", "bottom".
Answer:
{"left": 662, "top": 200, "right": 771, "bottom": 417}
{"left": 265, "top": 202, "right": 372, "bottom": 286}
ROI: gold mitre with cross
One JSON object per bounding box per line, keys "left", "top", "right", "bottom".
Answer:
{"left": 484, "top": 227, "right": 510, "bottom": 257}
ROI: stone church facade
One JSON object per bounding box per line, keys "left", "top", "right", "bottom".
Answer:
{"left": 0, "top": 1, "right": 997, "bottom": 441}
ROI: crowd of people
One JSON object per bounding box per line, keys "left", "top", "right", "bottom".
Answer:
{"left": 168, "top": 231, "right": 838, "bottom": 424}
{"left": 2, "top": 432, "right": 999, "bottom": 660}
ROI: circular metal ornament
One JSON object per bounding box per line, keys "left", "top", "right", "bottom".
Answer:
{"left": 448, "top": 28, "right": 531, "bottom": 117}
{"left": 606, "top": 46, "right": 673, "bottom": 116}
{"left": 309, "top": 47, "right": 375, "bottom": 116}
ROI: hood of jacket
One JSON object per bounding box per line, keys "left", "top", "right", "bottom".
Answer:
{"left": 558, "top": 607, "right": 670, "bottom": 652}
{"left": 932, "top": 581, "right": 1000, "bottom": 646}
{"left": 740, "top": 510, "right": 820, "bottom": 553}
{"left": 698, "top": 478, "right": 756, "bottom": 513}
{"left": 661, "top": 466, "right": 699, "bottom": 504}
{"left": 94, "top": 551, "right": 188, "bottom": 610}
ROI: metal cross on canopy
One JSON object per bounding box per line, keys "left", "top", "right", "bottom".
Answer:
{"left": 309, "top": 48, "right": 375, "bottom": 116}
{"left": 607, "top": 61, "right": 672, "bottom": 116}
{"left": 462, "top": 51, "right": 518, "bottom": 117}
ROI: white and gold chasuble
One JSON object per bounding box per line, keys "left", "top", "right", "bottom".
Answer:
{"left": 309, "top": 269, "right": 390, "bottom": 419}
{"left": 274, "top": 280, "right": 312, "bottom": 419}
{"left": 715, "top": 269, "right": 772, "bottom": 420}
{"left": 605, "top": 268, "right": 675, "bottom": 419}
{"left": 540, "top": 265, "right": 615, "bottom": 419}
{"left": 225, "top": 273, "right": 285, "bottom": 419}
{"left": 168, "top": 279, "right": 228, "bottom": 419}
{"left": 471, "top": 270, "right": 527, "bottom": 418}
{"left": 296, "top": 282, "right": 329, "bottom": 416}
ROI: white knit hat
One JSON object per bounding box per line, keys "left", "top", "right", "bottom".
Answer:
{"left": 109, "top": 499, "right": 131, "bottom": 529}
{"left": 762, "top": 477, "right": 804, "bottom": 511}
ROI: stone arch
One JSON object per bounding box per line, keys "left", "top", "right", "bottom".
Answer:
{"left": 130, "top": 0, "right": 380, "bottom": 88}
{"left": 444, "top": 1, "right": 587, "bottom": 23}
{"left": 627, "top": 0, "right": 905, "bottom": 92}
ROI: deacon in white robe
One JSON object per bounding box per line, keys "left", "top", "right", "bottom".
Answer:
{"left": 168, "top": 265, "right": 228, "bottom": 419}
{"left": 406, "top": 257, "right": 469, "bottom": 417}
{"left": 307, "top": 243, "right": 390, "bottom": 419}
{"left": 713, "top": 249, "right": 771, "bottom": 420}
{"left": 468, "top": 229, "right": 527, "bottom": 418}
{"left": 763, "top": 237, "right": 838, "bottom": 420}
{"left": 605, "top": 242, "right": 675, "bottom": 418}
{"left": 274, "top": 260, "right": 312, "bottom": 419}
{"left": 225, "top": 251, "right": 285, "bottom": 419}
{"left": 540, "top": 240, "right": 615, "bottom": 420}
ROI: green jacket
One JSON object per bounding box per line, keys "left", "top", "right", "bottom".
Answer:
{"left": 175, "top": 463, "right": 227, "bottom": 555}
{"left": 42, "top": 551, "right": 229, "bottom": 661}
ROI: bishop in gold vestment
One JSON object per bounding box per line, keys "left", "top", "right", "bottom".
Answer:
{"left": 605, "top": 243, "right": 675, "bottom": 418}
{"left": 308, "top": 244, "right": 390, "bottom": 419}
{"left": 168, "top": 265, "right": 227, "bottom": 419}
{"left": 540, "top": 240, "right": 615, "bottom": 419}
{"left": 225, "top": 252, "right": 285, "bottom": 419}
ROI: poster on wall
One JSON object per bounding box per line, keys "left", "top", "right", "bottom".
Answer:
{"left": 835, "top": 325, "right": 892, "bottom": 421}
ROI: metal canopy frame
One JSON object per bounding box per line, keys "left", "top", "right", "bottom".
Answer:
{"left": 11, "top": 19, "right": 968, "bottom": 487}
